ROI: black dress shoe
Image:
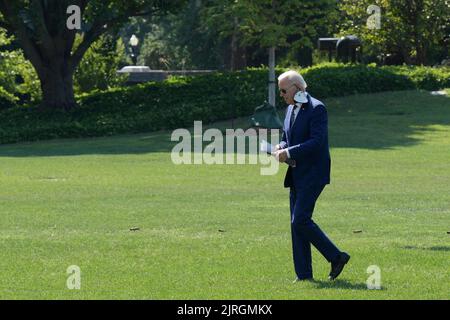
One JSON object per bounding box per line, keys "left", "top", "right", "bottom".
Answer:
{"left": 328, "top": 252, "right": 350, "bottom": 280}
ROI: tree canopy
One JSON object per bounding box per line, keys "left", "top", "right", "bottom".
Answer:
{"left": 0, "top": 0, "right": 184, "bottom": 110}
{"left": 338, "top": 0, "right": 450, "bottom": 65}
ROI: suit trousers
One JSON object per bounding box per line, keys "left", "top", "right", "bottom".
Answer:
{"left": 290, "top": 184, "right": 341, "bottom": 279}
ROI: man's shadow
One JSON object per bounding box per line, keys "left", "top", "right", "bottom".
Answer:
{"left": 308, "top": 279, "right": 382, "bottom": 291}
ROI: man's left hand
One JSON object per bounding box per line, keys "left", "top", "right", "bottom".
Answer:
{"left": 272, "top": 149, "right": 288, "bottom": 163}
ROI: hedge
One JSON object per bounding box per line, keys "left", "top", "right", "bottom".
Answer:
{"left": 0, "top": 86, "right": 18, "bottom": 111}
{"left": 0, "top": 63, "right": 449, "bottom": 144}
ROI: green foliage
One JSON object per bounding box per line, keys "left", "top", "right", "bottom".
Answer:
{"left": 0, "top": 0, "right": 187, "bottom": 109}
{"left": 201, "top": 0, "right": 338, "bottom": 67}
{"left": 74, "top": 33, "right": 128, "bottom": 94}
{"left": 202, "top": 0, "right": 337, "bottom": 48}
{"left": 0, "top": 28, "right": 41, "bottom": 108}
{"left": 338, "top": 0, "right": 450, "bottom": 65}
{"left": 137, "top": 18, "right": 193, "bottom": 70}
{"left": 303, "top": 63, "right": 412, "bottom": 97}
{"left": 382, "top": 65, "right": 450, "bottom": 91}
{"left": 0, "top": 63, "right": 449, "bottom": 144}
{"left": 0, "top": 86, "right": 17, "bottom": 110}
{"left": 122, "top": 0, "right": 339, "bottom": 70}
{"left": 122, "top": 3, "right": 225, "bottom": 70}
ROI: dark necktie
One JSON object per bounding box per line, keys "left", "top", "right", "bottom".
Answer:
{"left": 290, "top": 105, "right": 299, "bottom": 129}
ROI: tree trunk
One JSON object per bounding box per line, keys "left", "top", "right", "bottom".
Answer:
{"left": 38, "top": 62, "right": 77, "bottom": 111}
{"left": 399, "top": 45, "right": 413, "bottom": 65}
{"left": 415, "top": 35, "right": 427, "bottom": 65}
{"left": 230, "top": 18, "right": 239, "bottom": 71}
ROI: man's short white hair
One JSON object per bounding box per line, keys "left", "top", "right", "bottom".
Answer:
{"left": 278, "top": 70, "right": 307, "bottom": 90}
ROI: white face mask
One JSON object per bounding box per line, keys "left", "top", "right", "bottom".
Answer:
{"left": 294, "top": 91, "right": 308, "bottom": 103}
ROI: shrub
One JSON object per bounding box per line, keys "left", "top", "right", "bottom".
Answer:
{"left": 0, "top": 63, "right": 448, "bottom": 144}
{"left": 0, "top": 86, "right": 18, "bottom": 110}
{"left": 302, "top": 63, "right": 450, "bottom": 98}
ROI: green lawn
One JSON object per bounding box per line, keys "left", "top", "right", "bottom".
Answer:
{"left": 0, "top": 90, "right": 449, "bottom": 299}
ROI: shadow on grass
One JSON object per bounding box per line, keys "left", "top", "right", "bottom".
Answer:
{"left": 327, "top": 90, "right": 450, "bottom": 149}
{"left": 0, "top": 132, "right": 173, "bottom": 157}
{"left": 309, "top": 279, "right": 375, "bottom": 291}
{"left": 401, "top": 245, "right": 450, "bottom": 252}
{"left": 0, "top": 90, "right": 449, "bottom": 157}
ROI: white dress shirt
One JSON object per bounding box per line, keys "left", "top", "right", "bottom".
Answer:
{"left": 285, "top": 103, "right": 302, "bottom": 159}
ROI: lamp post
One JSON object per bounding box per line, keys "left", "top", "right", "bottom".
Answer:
{"left": 129, "top": 34, "right": 139, "bottom": 66}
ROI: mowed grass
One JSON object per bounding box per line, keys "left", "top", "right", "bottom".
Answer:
{"left": 0, "top": 90, "right": 449, "bottom": 300}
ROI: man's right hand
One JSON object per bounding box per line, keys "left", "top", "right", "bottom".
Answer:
{"left": 274, "top": 144, "right": 282, "bottom": 151}
{"left": 272, "top": 149, "right": 288, "bottom": 163}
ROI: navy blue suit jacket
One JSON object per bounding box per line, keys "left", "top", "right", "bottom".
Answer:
{"left": 280, "top": 94, "right": 331, "bottom": 190}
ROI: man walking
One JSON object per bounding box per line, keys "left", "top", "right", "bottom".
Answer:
{"left": 273, "top": 70, "right": 350, "bottom": 282}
